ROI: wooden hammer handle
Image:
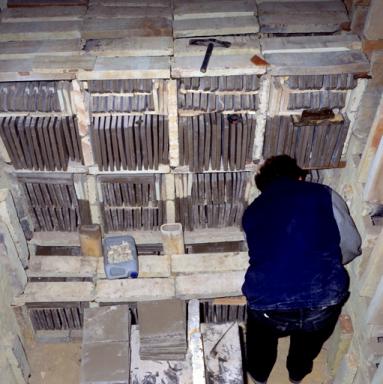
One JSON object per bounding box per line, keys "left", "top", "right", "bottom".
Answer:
{"left": 200, "top": 42, "right": 214, "bottom": 73}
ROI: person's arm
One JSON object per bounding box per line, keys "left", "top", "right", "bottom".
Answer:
{"left": 331, "top": 189, "right": 362, "bottom": 264}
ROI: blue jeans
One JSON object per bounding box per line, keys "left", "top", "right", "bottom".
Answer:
{"left": 246, "top": 303, "right": 343, "bottom": 382}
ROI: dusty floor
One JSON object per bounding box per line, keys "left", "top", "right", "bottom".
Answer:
{"left": 267, "top": 336, "right": 332, "bottom": 384}
{"left": 27, "top": 334, "right": 332, "bottom": 384}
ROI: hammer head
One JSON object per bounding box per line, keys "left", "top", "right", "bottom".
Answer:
{"left": 189, "top": 38, "right": 231, "bottom": 48}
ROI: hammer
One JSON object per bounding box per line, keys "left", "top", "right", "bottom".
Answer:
{"left": 189, "top": 38, "right": 231, "bottom": 73}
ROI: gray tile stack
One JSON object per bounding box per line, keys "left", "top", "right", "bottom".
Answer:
{"left": 80, "top": 305, "right": 131, "bottom": 384}
{"left": 137, "top": 299, "right": 187, "bottom": 361}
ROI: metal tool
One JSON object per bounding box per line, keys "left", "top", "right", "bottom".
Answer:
{"left": 189, "top": 38, "right": 231, "bottom": 73}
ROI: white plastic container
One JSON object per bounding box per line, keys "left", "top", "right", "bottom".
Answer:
{"left": 103, "top": 235, "right": 138, "bottom": 280}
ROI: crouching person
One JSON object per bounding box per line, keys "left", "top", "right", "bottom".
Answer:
{"left": 242, "top": 155, "right": 362, "bottom": 384}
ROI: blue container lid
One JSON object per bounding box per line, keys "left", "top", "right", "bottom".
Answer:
{"left": 130, "top": 271, "right": 138, "bottom": 279}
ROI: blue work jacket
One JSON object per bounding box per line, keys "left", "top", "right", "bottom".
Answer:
{"left": 242, "top": 178, "right": 350, "bottom": 310}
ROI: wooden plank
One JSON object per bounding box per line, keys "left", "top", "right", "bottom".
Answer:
{"left": 9, "top": 117, "right": 27, "bottom": 169}
{"left": 261, "top": 34, "right": 361, "bottom": 54}
{"left": 145, "top": 115, "right": 153, "bottom": 169}
{"left": 97, "top": 116, "right": 108, "bottom": 170}
{"left": 84, "top": 36, "right": 173, "bottom": 57}
{"left": 78, "top": 56, "right": 170, "bottom": 80}
{"left": 8, "top": 0, "right": 87, "bottom": 6}
{"left": 259, "top": 12, "right": 349, "bottom": 34}
{"left": 152, "top": 115, "right": 159, "bottom": 169}
{"left": 202, "top": 323, "right": 243, "bottom": 383}
{"left": 0, "top": 118, "right": 17, "bottom": 166}
{"left": 257, "top": 0, "right": 345, "bottom": 2}
{"left": 13, "top": 282, "right": 95, "bottom": 305}
{"left": 172, "top": 55, "right": 266, "bottom": 78}
{"left": 115, "top": 115, "right": 127, "bottom": 170}
{"left": 110, "top": 115, "right": 120, "bottom": 170}
{"left": 359, "top": 93, "right": 383, "bottom": 183}
{"left": 98, "top": 255, "right": 170, "bottom": 279}
{"left": 265, "top": 50, "right": 370, "bottom": 75}
{"left": 0, "top": 21, "right": 81, "bottom": 42}
{"left": 47, "top": 117, "right": 61, "bottom": 169}
{"left": 133, "top": 116, "right": 142, "bottom": 170}
{"left": 0, "top": 39, "right": 82, "bottom": 60}
{"left": 216, "top": 115, "right": 222, "bottom": 170}
{"left": 91, "top": 117, "right": 102, "bottom": 170}
{"left": 140, "top": 116, "right": 149, "bottom": 170}
{"left": 54, "top": 117, "right": 68, "bottom": 170}
{"left": 259, "top": 1, "right": 346, "bottom": 14}
{"left": 188, "top": 299, "right": 205, "bottom": 384}
{"left": 104, "top": 115, "right": 113, "bottom": 170}
{"left": 175, "top": 271, "right": 245, "bottom": 299}
{"left": 29, "top": 227, "right": 244, "bottom": 246}
{"left": 42, "top": 117, "right": 55, "bottom": 170}
{"left": 235, "top": 120, "right": 243, "bottom": 169}
{"left": 68, "top": 117, "right": 82, "bottom": 163}
{"left": 28, "top": 256, "right": 97, "bottom": 278}
{"left": 35, "top": 117, "right": 49, "bottom": 170}
{"left": 81, "top": 18, "right": 172, "bottom": 39}
{"left": 229, "top": 119, "right": 236, "bottom": 170}
{"left": 364, "top": 136, "right": 383, "bottom": 203}
{"left": 211, "top": 114, "right": 218, "bottom": 170}
{"left": 363, "top": 0, "right": 383, "bottom": 40}
{"left": 23, "top": 117, "right": 38, "bottom": 169}
{"left": 197, "top": 115, "right": 205, "bottom": 171}
{"left": 0, "top": 59, "right": 75, "bottom": 82}
{"left": 173, "top": 16, "right": 259, "bottom": 38}
{"left": 204, "top": 114, "right": 211, "bottom": 170}
{"left": 125, "top": 115, "right": 136, "bottom": 169}
{"left": 28, "top": 119, "right": 43, "bottom": 170}
{"left": 95, "top": 278, "right": 175, "bottom": 302}
{"left": 90, "top": 0, "right": 170, "bottom": 7}
{"left": 174, "top": 0, "right": 256, "bottom": 20}
{"left": 1, "top": 6, "right": 87, "bottom": 22}
{"left": 192, "top": 116, "right": 199, "bottom": 171}
{"left": 86, "top": 5, "right": 172, "bottom": 19}
{"left": 32, "top": 55, "right": 95, "bottom": 74}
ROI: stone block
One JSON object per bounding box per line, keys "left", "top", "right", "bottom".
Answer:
{"left": 83, "top": 305, "right": 130, "bottom": 344}
{"left": 80, "top": 342, "right": 130, "bottom": 384}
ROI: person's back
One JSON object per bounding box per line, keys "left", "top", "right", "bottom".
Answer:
{"left": 243, "top": 177, "right": 350, "bottom": 311}
{"left": 242, "top": 155, "right": 361, "bottom": 384}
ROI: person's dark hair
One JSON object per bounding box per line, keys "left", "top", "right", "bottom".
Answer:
{"left": 255, "top": 155, "right": 308, "bottom": 192}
